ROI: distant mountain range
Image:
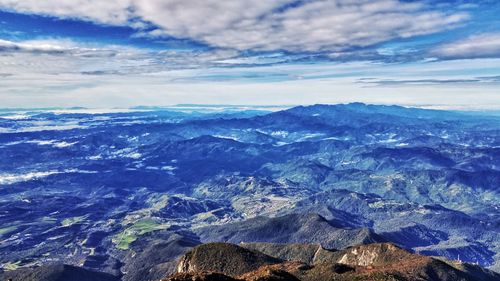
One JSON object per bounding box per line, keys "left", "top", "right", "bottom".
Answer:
{"left": 0, "top": 103, "right": 499, "bottom": 280}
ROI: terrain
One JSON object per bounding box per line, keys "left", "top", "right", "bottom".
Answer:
{"left": 0, "top": 103, "right": 499, "bottom": 280}
{"left": 163, "top": 242, "right": 500, "bottom": 281}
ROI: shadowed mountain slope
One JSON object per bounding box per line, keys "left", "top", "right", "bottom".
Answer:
{"left": 0, "top": 264, "right": 119, "bottom": 281}
{"left": 195, "top": 213, "right": 384, "bottom": 249}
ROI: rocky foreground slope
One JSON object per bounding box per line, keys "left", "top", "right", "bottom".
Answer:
{"left": 165, "top": 242, "right": 500, "bottom": 281}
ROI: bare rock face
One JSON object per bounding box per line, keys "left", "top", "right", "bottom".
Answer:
{"left": 176, "top": 252, "right": 196, "bottom": 274}
{"left": 336, "top": 243, "right": 413, "bottom": 266}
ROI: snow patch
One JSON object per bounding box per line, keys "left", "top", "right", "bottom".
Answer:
{"left": 127, "top": 152, "right": 142, "bottom": 159}
{"left": 24, "top": 140, "right": 78, "bottom": 148}
{"left": 0, "top": 169, "right": 97, "bottom": 185}
{"left": 161, "top": 166, "right": 177, "bottom": 171}
{"left": 0, "top": 171, "right": 58, "bottom": 185}
{"left": 297, "top": 133, "right": 324, "bottom": 141}
{"left": 270, "top": 130, "right": 289, "bottom": 137}
{"left": 88, "top": 155, "right": 103, "bottom": 160}
{"left": 0, "top": 114, "right": 30, "bottom": 120}
{"left": 213, "top": 135, "right": 240, "bottom": 141}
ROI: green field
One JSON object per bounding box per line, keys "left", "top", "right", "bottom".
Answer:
{"left": 0, "top": 226, "right": 17, "bottom": 236}
{"left": 61, "top": 216, "right": 86, "bottom": 227}
{"left": 112, "top": 219, "right": 169, "bottom": 250}
{"left": 3, "top": 261, "right": 21, "bottom": 271}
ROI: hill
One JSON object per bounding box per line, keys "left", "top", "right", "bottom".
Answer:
{"left": 166, "top": 242, "right": 500, "bottom": 281}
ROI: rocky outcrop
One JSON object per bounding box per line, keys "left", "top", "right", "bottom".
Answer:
{"left": 175, "top": 243, "right": 281, "bottom": 277}
{"left": 170, "top": 242, "right": 500, "bottom": 281}
{"left": 121, "top": 235, "right": 200, "bottom": 281}
{"left": 336, "top": 243, "right": 414, "bottom": 266}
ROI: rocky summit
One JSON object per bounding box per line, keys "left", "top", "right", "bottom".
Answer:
{"left": 166, "top": 242, "right": 500, "bottom": 281}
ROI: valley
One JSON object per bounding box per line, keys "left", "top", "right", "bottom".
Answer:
{"left": 0, "top": 104, "right": 499, "bottom": 280}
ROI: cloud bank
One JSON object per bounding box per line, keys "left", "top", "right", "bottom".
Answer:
{"left": 0, "top": 1, "right": 498, "bottom": 109}
{"left": 0, "top": 0, "right": 468, "bottom": 52}
{"left": 0, "top": 0, "right": 132, "bottom": 25}
{"left": 433, "top": 32, "right": 500, "bottom": 59}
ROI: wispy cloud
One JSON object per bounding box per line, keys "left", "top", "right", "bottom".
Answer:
{"left": 432, "top": 32, "right": 500, "bottom": 59}
{"left": 1, "top": 49, "right": 499, "bottom": 109}
{"left": 0, "top": 39, "right": 118, "bottom": 56}
{"left": 357, "top": 76, "right": 500, "bottom": 86}
{"left": 0, "top": 39, "right": 146, "bottom": 76}
{"left": 0, "top": 0, "right": 132, "bottom": 25}
{"left": 0, "top": 38, "right": 242, "bottom": 76}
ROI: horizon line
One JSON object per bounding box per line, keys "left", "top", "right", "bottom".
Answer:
{"left": 1, "top": 102, "right": 500, "bottom": 113}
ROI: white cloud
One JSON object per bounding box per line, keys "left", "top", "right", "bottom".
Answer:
{"left": 134, "top": 0, "right": 468, "bottom": 52}
{"left": 0, "top": 38, "right": 242, "bottom": 76}
{"left": 432, "top": 32, "right": 500, "bottom": 59}
{"left": 0, "top": 38, "right": 118, "bottom": 56}
{"left": 0, "top": 39, "right": 145, "bottom": 76}
{"left": 0, "top": 171, "right": 59, "bottom": 184}
{"left": 0, "top": 0, "right": 132, "bottom": 25}
{"left": 0, "top": 0, "right": 468, "bottom": 52}
{"left": 1, "top": 55, "right": 500, "bottom": 110}
{"left": 0, "top": 169, "right": 96, "bottom": 184}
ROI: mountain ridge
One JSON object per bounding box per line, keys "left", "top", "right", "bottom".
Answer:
{"left": 166, "top": 242, "right": 500, "bottom": 281}
{"left": 1, "top": 103, "right": 499, "bottom": 278}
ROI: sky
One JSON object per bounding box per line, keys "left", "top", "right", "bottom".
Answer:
{"left": 0, "top": 0, "right": 499, "bottom": 109}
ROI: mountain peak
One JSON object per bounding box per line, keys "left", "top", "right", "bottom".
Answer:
{"left": 176, "top": 243, "right": 281, "bottom": 277}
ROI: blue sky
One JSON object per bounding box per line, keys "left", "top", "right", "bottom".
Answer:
{"left": 0, "top": 0, "right": 499, "bottom": 109}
